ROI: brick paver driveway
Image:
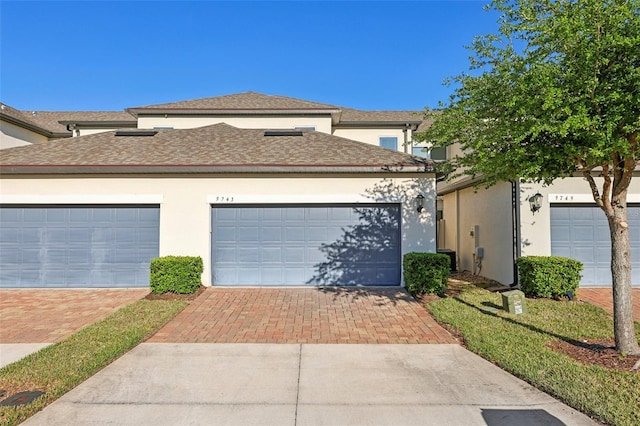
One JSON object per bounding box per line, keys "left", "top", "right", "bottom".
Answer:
{"left": 0, "top": 289, "right": 149, "bottom": 343}
{"left": 149, "top": 287, "right": 455, "bottom": 344}
{"left": 578, "top": 287, "right": 640, "bottom": 322}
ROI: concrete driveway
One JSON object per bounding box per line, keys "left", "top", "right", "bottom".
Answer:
{"left": 22, "top": 343, "right": 597, "bottom": 425}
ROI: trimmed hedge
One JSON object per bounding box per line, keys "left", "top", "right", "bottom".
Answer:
{"left": 150, "top": 256, "right": 203, "bottom": 294}
{"left": 516, "top": 256, "right": 582, "bottom": 298}
{"left": 403, "top": 252, "right": 450, "bottom": 296}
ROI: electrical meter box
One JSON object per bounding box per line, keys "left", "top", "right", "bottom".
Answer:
{"left": 501, "top": 290, "right": 527, "bottom": 315}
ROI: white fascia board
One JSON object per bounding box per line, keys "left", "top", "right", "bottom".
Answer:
{"left": 0, "top": 194, "right": 164, "bottom": 204}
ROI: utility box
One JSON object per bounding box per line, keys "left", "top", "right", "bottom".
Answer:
{"left": 501, "top": 290, "right": 527, "bottom": 315}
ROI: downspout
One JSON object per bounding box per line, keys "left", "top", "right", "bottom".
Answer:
{"left": 511, "top": 180, "right": 521, "bottom": 287}
{"left": 402, "top": 125, "right": 409, "bottom": 153}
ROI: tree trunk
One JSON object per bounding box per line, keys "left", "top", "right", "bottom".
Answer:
{"left": 608, "top": 200, "right": 640, "bottom": 355}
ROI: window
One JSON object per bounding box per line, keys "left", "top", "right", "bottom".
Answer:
{"left": 294, "top": 126, "right": 316, "bottom": 131}
{"left": 412, "top": 146, "right": 447, "bottom": 161}
{"left": 379, "top": 137, "right": 398, "bottom": 150}
{"left": 412, "top": 147, "right": 428, "bottom": 158}
{"left": 430, "top": 146, "right": 447, "bottom": 161}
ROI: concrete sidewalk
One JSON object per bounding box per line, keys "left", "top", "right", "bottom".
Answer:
{"left": 23, "top": 344, "right": 597, "bottom": 426}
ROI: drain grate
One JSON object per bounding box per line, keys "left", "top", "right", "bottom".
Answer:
{"left": 0, "top": 391, "right": 45, "bottom": 407}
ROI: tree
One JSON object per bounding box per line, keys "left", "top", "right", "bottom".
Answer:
{"left": 421, "top": 0, "right": 640, "bottom": 354}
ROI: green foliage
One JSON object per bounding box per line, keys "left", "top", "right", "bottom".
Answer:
{"left": 150, "top": 256, "right": 203, "bottom": 294}
{"left": 426, "top": 285, "right": 640, "bottom": 426}
{"left": 403, "top": 252, "right": 450, "bottom": 296}
{"left": 0, "top": 299, "right": 186, "bottom": 426}
{"left": 517, "top": 256, "right": 583, "bottom": 298}
{"left": 420, "top": 0, "right": 640, "bottom": 187}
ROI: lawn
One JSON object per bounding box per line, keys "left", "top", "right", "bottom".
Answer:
{"left": 426, "top": 282, "right": 640, "bottom": 426}
{"left": 0, "top": 299, "right": 187, "bottom": 426}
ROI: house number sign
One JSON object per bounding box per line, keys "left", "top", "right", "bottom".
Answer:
{"left": 213, "top": 196, "right": 235, "bottom": 203}
{"left": 553, "top": 195, "right": 574, "bottom": 201}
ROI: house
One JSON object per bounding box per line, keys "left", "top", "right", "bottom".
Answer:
{"left": 436, "top": 141, "right": 640, "bottom": 288}
{"left": 0, "top": 92, "right": 438, "bottom": 289}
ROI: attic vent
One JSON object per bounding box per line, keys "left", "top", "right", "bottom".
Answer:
{"left": 115, "top": 130, "right": 158, "bottom": 137}
{"left": 264, "top": 130, "right": 304, "bottom": 137}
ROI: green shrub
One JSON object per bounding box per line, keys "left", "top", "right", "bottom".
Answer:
{"left": 403, "top": 252, "right": 450, "bottom": 296}
{"left": 516, "top": 256, "right": 582, "bottom": 298}
{"left": 150, "top": 256, "right": 203, "bottom": 294}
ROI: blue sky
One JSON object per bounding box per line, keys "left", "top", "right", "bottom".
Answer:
{"left": 1, "top": 1, "right": 500, "bottom": 112}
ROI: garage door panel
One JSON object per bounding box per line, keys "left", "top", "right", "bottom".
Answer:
{"left": 551, "top": 205, "right": 639, "bottom": 287}
{"left": 212, "top": 205, "right": 401, "bottom": 286}
{"left": 0, "top": 206, "right": 159, "bottom": 288}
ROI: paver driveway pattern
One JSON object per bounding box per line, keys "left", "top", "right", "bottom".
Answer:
{"left": 149, "top": 287, "right": 455, "bottom": 344}
{"left": 578, "top": 288, "right": 640, "bottom": 322}
{"left": 0, "top": 289, "right": 149, "bottom": 343}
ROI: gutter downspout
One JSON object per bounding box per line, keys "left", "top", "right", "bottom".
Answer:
{"left": 511, "top": 180, "right": 521, "bottom": 287}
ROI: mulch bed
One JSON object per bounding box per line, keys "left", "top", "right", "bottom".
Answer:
{"left": 550, "top": 338, "right": 640, "bottom": 373}
{"left": 144, "top": 285, "right": 206, "bottom": 301}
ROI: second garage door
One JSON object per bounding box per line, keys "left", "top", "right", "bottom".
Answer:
{"left": 0, "top": 205, "right": 159, "bottom": 288}
{"left": 550, "top": 204, "right": 640, "bottom": 287}
{"left": 212, "top": 204, "right": 401, "bottom": 286}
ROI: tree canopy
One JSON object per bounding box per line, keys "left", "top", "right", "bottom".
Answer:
{"left": 423, "top": 0, "right": 639, "bottom": 191}
{"left": 421, "top": 0, "right": 640, "bottom": 354}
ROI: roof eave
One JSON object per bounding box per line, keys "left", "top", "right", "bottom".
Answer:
{"left": 0, "top": 114, "right": 59, "bottom": 138}
{"left": 58, "top": 120, "right": 137, "bottom": 129}
{"left": 335, "top": 120, "right": 422, "bottom": 129}
{"left": 0, "top": 164, "right": 435, "bottom": 175}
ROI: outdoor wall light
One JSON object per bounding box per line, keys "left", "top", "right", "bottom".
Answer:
{"left": 416, "top": 194, "right": 425, "bottom": 213}
{"left": 529, "top": 192, "right": 543, "bottom": 213}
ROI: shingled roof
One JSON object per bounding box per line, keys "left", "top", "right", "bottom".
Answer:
{"left": 338, "top": 108, "right": 423, "bottom": 125}
{"left": 127, "top": 91, "right": 341, "bottom": 114}
{"left": 0, "top": 123, "right": 433, "bottom": 174}
{"left": 30, "top": 111, "right": 136, "bottom": 134}
{"left": 1, "top": 103, "right": 136, "bottom": 137}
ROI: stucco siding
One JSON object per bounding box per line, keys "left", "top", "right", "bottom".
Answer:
{"left": 137, "top": 116, "right": 333, "bottom": 134}
{"left": 441, "top": 182, "right": 515, "bottom": 284}
{"left": 520, "top": 177, "right": 640, "bottom": 257}
{"left": 1, "top": 121, "right": 47, "bottom": 149}
{"left": 0, "top": 175, "right": 436, "bottom": 286}
{"left": 332, "top": 128, "right": 410, "bottom": 151}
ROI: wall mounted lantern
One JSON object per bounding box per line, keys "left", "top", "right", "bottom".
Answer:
{"left": 528, "top": 192, "right": 543, "bottom": 213}
{"left": 416, "top": 194, "right": 425, "bottom": 213}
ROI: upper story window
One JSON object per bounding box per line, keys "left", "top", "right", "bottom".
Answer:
{"left": 379, "top": 137, "right": 398, "bottom": 151}
{"left": 294, "top": 126, "right": 316, "bottom": 131}
{"left": 412, "top": 146, "right": 447, "bottom": 161}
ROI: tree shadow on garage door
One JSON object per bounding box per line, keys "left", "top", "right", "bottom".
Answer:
{"left": 307, "top": 178, "right": 435, "bottom": 304}
{"left": 306, "top": 204, "right": 400, "bottom": 287}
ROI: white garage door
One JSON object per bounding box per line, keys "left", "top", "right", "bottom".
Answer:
{"left": 212, "top": 204, "right": 401, "bottom": 286}
{"left": 0, "top": 206, "right": 160, "bottom": 288}
{"left": 550, "top": 204, "right": 640, "bottom": 287}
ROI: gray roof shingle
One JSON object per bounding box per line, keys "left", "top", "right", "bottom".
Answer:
{"left": 0, "top": 123, "right": 433, "bottom": 174}
{"left": 338, "top": 108, "right": 423, "bottom": 124}
{"left": 128, "top": 91, "right": 341, "bottom": 112}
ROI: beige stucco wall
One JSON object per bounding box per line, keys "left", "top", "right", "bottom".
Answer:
{"left": 519, "top": 177, "right": 640, "bottom": 257}
{"left": 137, "top": 115, "right": 333, "bottom": 134}
{"left": 0, "top": 174, "right": 436, "bottom": 286}
{"left": 332, "top": 128, "right": 411, "bottom": 152}
{"left": 443, "top": 182, "right": 515, "bottom": 284}
{"left": 0, "top": 121, "right": 47, "bottom": 149}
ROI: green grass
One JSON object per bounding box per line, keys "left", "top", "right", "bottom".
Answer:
{"left": 427, "top": 285, "right": 640, "bottom": 426}
{"left": 0, "top": 299, "right": 187, "bottom": 426}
